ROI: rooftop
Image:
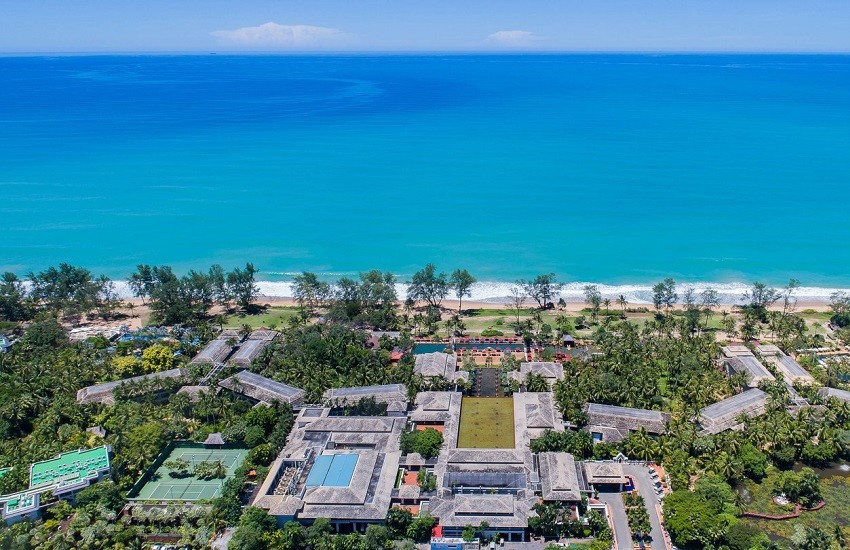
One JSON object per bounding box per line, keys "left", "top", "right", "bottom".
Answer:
{"left": 324, "top": 384, "right": 408, "bottom": 407}
{"left": 218, "top": 370, "right": 305, "bottom": 405}
{"left": 519, "top": 362, "right": 565, "bottom": 382}
{"left": 538, "top": 452, "right": 582, "bottom": 501}
{"left": 699, "top": 389, "right": 769, "bottom": 434}
{"left": 76, "top": 368, "right": 185, "bottom": 405}
{"left": 582, "top": 461, "right": 627, "bottom": 485}
{"left": 29, "top": 446, "right": 110, "bottom": 489}
{"left": 414, "top": 352, "right": 457, "bottom": 378}
{"left": 819, "top": 387, "right": 850, "bottom": 403}
{"left": 725, "top": 355, "right": 775, "bottom": 386}
{"left": 190, "top": 337, "right": 234, "bottom": 364}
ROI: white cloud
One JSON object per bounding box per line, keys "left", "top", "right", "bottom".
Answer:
{"left": 211, "top": 22, "right": 353, "bottom": 49}
{"left": 487, "top": 30, "right": 544, "bottom": 47}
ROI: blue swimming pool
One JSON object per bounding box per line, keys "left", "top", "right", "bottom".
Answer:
{"left": 305, "top": 454, "right": 359, "bottom": 487}
{"left": 413, "top": 343, "right": 453, "bottom": 354}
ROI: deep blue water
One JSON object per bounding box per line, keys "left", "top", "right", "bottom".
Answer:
{"left": 2, "top": 54, "right": 849, "bottom": 291}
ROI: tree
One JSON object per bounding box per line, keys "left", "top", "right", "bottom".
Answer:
{"left": 141, "top": 343, "right": 175, "bottom": 373}
{"left": 583, "top": 285, "right": 602, "bottom": 323}
{"left": 525, "top": 372, "right": 550, "bottom": 392}
{"left": 617, "top": 294, "right": 628, "bottom": 318}
{"left": 742, "top": 282, "right": 781, "bottom": 321}
{"left": 0, "top": 272, "right": 31, "bottom": 321}
{"left": 782, "top": 278, "right": 801, "bottom": 317}
{"left": 385, "top": 507, "right": 414, "bottom": 539}
{"left": 128, "top": 264, "right": 155, "bottom": 304}
{"left": 406, "top": 513, "right": 437, "bottom": 542}
{"left": 227, "top": 263, "right": 258, "bottom": 312}
{"left": 506, "top": 285, "right": 527, "bottom": 328}
{"left": 462, "top": 524, "right": 477, "bottom": 542}
{"left": 408, "top": 264, "right": 449, "bottom": 308}
{"left": 830, "top": 291, "right": 850, "bottom": 328}
{"left": 700, "top": 288, "right": 720, "bottom": 326}
{"left": 164, "top": 458, "right": 191, "bottom": 478}
{"left": 28, "top": 263, "right": 117, "bottom": 319}
{"left": 792, "top": 526, "right": 832, "bottom": 550}
{"left": 292, "top": 271, "right": 330, "bottom": 314}
{"left": 520, "top": 273, "right": 561, "bottom": 309}
{"left": 652, "top": 278, "right": 677, "bottom": 314}
{"left": 449, "top": 269, "right": 476, "bottom": 314}
{"left": 400, "top": 427, "right": 443, "bottom": 459}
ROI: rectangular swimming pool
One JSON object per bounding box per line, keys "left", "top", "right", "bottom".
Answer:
{"left": 305, "top": 454, "right": 359, "bottom": 487}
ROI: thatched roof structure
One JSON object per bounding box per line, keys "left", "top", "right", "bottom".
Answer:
{"left": 204, "top": 433, "right": 225, "bottom": 446}
{"left": 583, "top": 461, "right": 627, "bottom": 485}
{"left": 219, "top": 370, "right": 304, "bottom": 406}
{"left": 584, "top": 403, "right": 669, "bottom": 442}
{"left": 324, "top": 384, "right": 408, "bottom": 411}
{"left": 819, "top": 387, "right": 850, "bottom": 403}
{"left": 76, "top": 368, "right": 185, "bottom": 405}
{"left": 538, "top": 452, "right": 582, "bottom": 501}
{"left": 698, "top": 389, "right": 768, "bottom": 434}
{"left": 414, "top": 352, "right": 457, "bottom": 378}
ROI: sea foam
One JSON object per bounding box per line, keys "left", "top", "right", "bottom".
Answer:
{"left": 109, "top": 279, "right": 847, "bottom": 306}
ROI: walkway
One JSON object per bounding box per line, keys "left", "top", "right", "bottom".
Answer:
{"left": 597, "top": 491, "right": 632, "bottom": 550}
{"left": 474, "top": 368, "right": 500, "bottom": 397}
{"left": 623, "top": 464, "right": 668, "bottom": 550}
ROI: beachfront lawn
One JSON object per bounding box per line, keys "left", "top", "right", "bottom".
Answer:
{"left": 740, "top": 468, "right": 850, "bottom": 544}
{"left": 224, "top": 306, "right": 300, "bottom": 329}
{"left": 457, "top": 397, "right": 515, "bottom": 448}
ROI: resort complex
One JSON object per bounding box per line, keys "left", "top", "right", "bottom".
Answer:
{"left": 2, "top": 264, "right": 850, "bottom": 550}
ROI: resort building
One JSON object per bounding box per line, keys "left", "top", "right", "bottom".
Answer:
{"left": 722, "top": 345, "right": 776, "bottom": 387}
{"left": 537, "top": 452, "right": 585, "bottom": 501}
{"left": 76, "top": 368, "right": 186, "bottom": 405}
{"left": 190, "top": 330, "right": 240, "bottom": 365}
{"left": 323, "top": 384, "right": 409, "bottom": 415}
{"left": 254, "top": 407, "right": 405, "bottom": 532}
{"left": 427, "top": 392, "right": 576, "bottom": 542}
{"left": 698, "top": 389, "right": 769, "bottom": 434}
{"left": 2, "top": 446, "right": 111, "bottom": 525}
{"left": 218, "top": 370, "right": 305, "bottom": 408}
{"left": 584, "top": 403, "right": 670, "bottom": 442}
{"left": 582, "top": 461, "right": 628, "bottom": 491}
{"left": 818, "top": 387, "right": 850, "bottom": 403}
{"left": 509, "top": 362, "right": 565, "bottom": 389}
{"left": 756, "top": 345, "right": 815, "bottom": 386}
{"left": 229, "top": 329, "right": 279, "bottom": 368}
{"left": 414, "top": 352, "right": 461, "bottom": 381}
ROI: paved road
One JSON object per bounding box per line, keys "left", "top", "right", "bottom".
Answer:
{"left": 597, "top": 491, "right": 632, "bottom": 550}
{"left": 623, "top": 464, "right": 667, "bottom": 550}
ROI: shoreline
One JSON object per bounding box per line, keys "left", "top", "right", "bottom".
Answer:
{"left": 105, "top": 279, "right": 847, "bottom": 307}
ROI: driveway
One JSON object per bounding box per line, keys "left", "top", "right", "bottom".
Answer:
{"left": 623, "top": 464, "right": 668, "bottom": 550}
{"left": 596, "top": 491, "right": 632, "bottom": 550}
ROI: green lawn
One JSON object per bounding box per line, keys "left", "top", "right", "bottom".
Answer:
{"left": 223, "top": 306, "right": 300, "bottom": 329}
{"left": 457, "top": 397, "right": 515, "bottom": 449}
{"left": 740, "top": 469, "right": 850, "bottom": 544}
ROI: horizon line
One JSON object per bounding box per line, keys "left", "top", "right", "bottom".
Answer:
{"left": 3, "top": 49, "right": 850, "bottom": 58}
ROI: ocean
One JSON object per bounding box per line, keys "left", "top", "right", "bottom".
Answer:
{"left": 1, "top": 54, "right": 849, "bottom": 303}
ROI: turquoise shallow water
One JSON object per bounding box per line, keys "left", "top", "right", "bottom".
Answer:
{"left": 1, "top": 54, "right": 849, "bottom": 291}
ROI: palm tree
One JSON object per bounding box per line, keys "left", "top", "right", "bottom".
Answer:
{"left": 617, "top": 295, "right": 628, "bottom": 318}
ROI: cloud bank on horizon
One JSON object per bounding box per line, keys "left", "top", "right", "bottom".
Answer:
{"left": 487, "top": 30, "right": 545, "bottom": 47}
{"left": 211, "top": 22, "right": 354, "bottom": 49}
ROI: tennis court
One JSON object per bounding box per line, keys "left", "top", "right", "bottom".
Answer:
{"left": 129, "top": 444, "right": 247, "bottom": 501}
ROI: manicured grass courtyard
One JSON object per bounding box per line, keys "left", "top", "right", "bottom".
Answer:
{"left": 457, "top": 397, "right": 515, "bottom": 449}
{"left": 224, "top": 306, "right": 300, "bottom": 329}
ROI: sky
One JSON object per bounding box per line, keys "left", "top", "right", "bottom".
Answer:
{"left": 1, "top": 0, "right": 849, "bottom": 53}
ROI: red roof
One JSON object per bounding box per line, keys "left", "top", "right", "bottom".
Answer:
{"left": 432, "top": 524, "right": 443, "bottom": 537}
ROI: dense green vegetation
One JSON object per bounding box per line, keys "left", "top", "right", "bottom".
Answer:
{"left": 3, "top": 265, "right": 850, "bottom": 549}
